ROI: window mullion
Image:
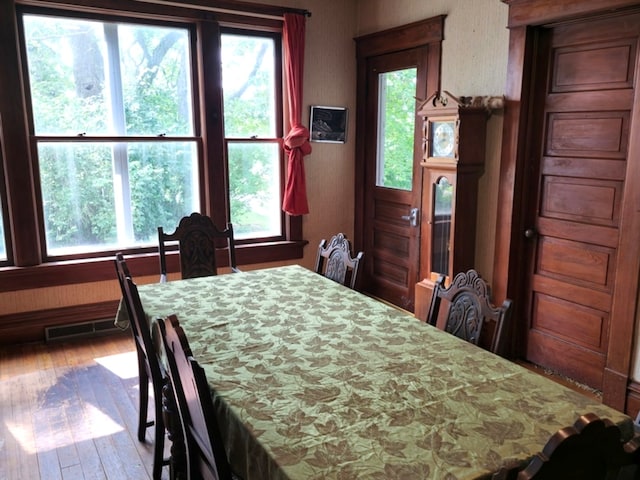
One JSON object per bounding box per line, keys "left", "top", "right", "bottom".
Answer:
{"left": 104, "top": 23, "right": 133, "bottom": 244}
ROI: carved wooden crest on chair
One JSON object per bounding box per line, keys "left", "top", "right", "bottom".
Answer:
{"left": 426, "top": 269, "right": 512, "bottom": 354}
{"left": 314, "top": 233, "right": 364, "bottom": 290}
{"left": 516, "top": 413, "right": 640, "bottom": 480}
{"left": 158, "top": 212, "right": 238, "bottom": 281}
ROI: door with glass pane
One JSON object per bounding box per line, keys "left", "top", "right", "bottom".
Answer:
{"left": 361, "top": 47, "right": 429, "bottom": 311}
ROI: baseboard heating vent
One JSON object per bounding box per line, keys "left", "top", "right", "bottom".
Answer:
{"left": 45, "top": 318, "right": 121, "bottom": 342}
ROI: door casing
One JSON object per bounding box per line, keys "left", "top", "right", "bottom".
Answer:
{"left": 354, "top": 16, "right": 444, "bottom": 310}
{"left": 495, "top": 0, "right": 640, "bottom": 411}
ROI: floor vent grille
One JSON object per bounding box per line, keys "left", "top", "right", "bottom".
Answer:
{"left": 45, "top": 319, "right": 121, "bottom": 342}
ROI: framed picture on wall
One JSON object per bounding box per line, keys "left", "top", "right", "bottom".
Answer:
{"left": 310, "top": 106, "right": 347, "bottom": 143}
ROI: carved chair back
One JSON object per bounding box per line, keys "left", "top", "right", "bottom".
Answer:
{"left": 158, "top": 314, "right": 233, "bottom": 480}
{"left": 314, "top": 233, "right": 364, "bottom": 290}
{"left": 158, "top": 212, "right": 238, "bottom": 282}
{"left": 517, "top": 413, "right": 640, "bottom": 479}
{"left": 425, "top": 269, "right": 512, "bottom": 354}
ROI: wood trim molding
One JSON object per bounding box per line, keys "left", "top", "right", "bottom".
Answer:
{"left": 354, "top": 15, "right": 445, "bottom": 59}
{"left": 626, "top": 380, "right": 640, "bottom": 418}
{"left": 0, "top": 241, "right": 306, "bottom": 292}
{"left": 0, "top": 300, "right": 122, "bottom": 345}
{"left": 503, "top": 0, "right": 640, "bottom": 27}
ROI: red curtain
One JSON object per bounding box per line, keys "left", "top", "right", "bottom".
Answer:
{"left": 282, "top": 13, "right": 311, "bottom": 215}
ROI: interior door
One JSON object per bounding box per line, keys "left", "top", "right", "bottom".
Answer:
{"left": 360, "top": 48, "right": 428, "bottom": 311}
{"left": 524, "top": 13, "right": 640, "bottom": 389}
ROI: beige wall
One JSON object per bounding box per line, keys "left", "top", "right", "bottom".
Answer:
{"left": 263, "top": 0, "right": 359, "bottom": 271}
{"left": 4, "top": 0, "right": 511, "bottom": 316}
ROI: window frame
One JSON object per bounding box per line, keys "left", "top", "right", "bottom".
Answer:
{"left": 0, "top": 0, "right": 304, "bottom": 289}
{"left": 221, "top": 27, "right": 285, "bottom": 244}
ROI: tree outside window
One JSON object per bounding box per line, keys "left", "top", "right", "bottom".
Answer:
{"left": 20, "top": 12, "right": 285, "bottom": 258}
{"left": 24, "top": 14, "right": 198, "bottom": 256}
{"left": 222, "top": 31, "right": 282, "bottom": 240}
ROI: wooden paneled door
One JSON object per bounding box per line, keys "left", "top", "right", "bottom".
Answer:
{"left": 354, "top": 17, "right": 442, "bottom": 312}
{"left": 523, "top": 13, "right": 640, "bottom": 390}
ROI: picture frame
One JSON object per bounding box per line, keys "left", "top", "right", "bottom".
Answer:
{"left": 310, "top": 106, "right": 347, "bottom": 143}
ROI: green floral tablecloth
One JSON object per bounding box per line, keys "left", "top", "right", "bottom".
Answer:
{"left": 116, "top": 265, "right": 632, "bottom": 480}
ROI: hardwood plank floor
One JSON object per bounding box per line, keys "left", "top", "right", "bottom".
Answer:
{"left": 0, "top": 333, "right": 169, "bottom": 480}
{"left": 0, "top": 330, "right": 607, "bottom": 480}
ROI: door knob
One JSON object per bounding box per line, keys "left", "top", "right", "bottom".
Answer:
{"left": 401, "top": 207, "right": 419, "bottom": 227}
{"left": 524, "top": 228, "right": 537, "bottom": 239}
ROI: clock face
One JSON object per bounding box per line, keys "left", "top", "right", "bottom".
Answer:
{"left": 431, "top": 121, "right": 455, "bottom": 158}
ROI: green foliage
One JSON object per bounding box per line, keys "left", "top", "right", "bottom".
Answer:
{"left": 24, "top": 17, "right": 282, "bottom": 252}
{"left": 380, "top": 68, "right": 417, "bottom": 191}
{"left": 39, "top": 144, "right": 117, "bottom": 248}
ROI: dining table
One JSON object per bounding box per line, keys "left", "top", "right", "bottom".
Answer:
{"left": 114, "top": 264, "right": 634, "bottom": 480}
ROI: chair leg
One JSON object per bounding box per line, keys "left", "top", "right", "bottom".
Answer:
{"left": 138, "top": 364, "right": 150, "bottom": 442}
{"left": 152, "top": 382, "right": 167, "bottom": 480}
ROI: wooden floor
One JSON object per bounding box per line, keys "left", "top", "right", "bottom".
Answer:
{"left": 0, "top": 332, "right": 169, "bottom": 480}
{"left": 0, "top": 331, "right": 606, "bottom": 480}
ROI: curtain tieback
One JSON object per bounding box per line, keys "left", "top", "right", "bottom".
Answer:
{"left": 284, "top": 125, "right": 312, "bottom": 155}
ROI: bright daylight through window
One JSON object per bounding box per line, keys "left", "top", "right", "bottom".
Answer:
{"left": 222, "top": 32, "right": 282, "bottom": 240}
{"left": 23, "top": 14, "right": 198, "bottom": 256}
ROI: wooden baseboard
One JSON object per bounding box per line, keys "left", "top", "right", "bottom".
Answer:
{"left": 625, "top": 380, "right": 640, "bottom": 418}
{"left": 0, "top": 300, "right": 121, "bottom": 345}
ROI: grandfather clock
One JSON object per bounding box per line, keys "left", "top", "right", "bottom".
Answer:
{"left": 414, "top": 91, "right": 501, "bottom": 319}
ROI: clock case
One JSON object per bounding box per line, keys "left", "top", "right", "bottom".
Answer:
{"left": 416, "top": 90, "right": 489, "bottom": 286}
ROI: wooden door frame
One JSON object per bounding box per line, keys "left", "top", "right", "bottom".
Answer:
{"left": 495, "top": 0, "right": 640, "bottom": 411}
{"left": 354, "top": 16, "right": 444, "bottom": 293}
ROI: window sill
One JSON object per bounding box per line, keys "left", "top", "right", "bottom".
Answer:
{"left": 0, "top": 240, "right": 307, "bottom": 292}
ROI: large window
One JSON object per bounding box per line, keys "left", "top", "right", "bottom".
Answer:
{"left": 10, "top": 4, "right": 293, "bottom": 266}
{"left": 222, "top": 31, "right": 282, "bottom": 240}
{"left": 23, "top": 14, "right": 198, "bottom": 256}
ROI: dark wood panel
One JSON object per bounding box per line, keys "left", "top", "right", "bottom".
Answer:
{"left": 355, "top": 16, "right": 444, "bottom": 58}
{"left": 374, "top": 197, "right": 414, "bottom": 227}
{"left": 532, "top": 274, "right": 611, "bottom": 311}
{"left": 0, "top": 300, "right": 121, "bottom": 345}
{"left": 541, "top": 157, "right": 626, "bottom": 180}
{"left": 372, "top": 229, "right": 410, "bottom": 257}
{"left": 546, "top": 113, "right": 628, "bottom": 158}
{"left": 527, "top": 329, "right": 605, "bottom": 389}
{"left": 541, "top": 177, "right": 621, "bottom": 225}
{"left": 372, "top": 256, "right": 408, "bottom": 286}
{"left": 546, "top": 90, "right": 634, "bottom": 111}
{"left": 537, "top": 237, "right": 614, "bottom": 287}
{"left": 552, "top": 41, "right": 635, "bottom": 92}
{"left": 533, "top": 292, "right": 606, "bottom": 349}
{"left": 550, "top": 9, "right": 640, "bottom": 45}
{"left": 537, "top": 217, "right": 619, "bottom": 248}
{"left": 505, "top": 0, "right": 640, "bottom": 28}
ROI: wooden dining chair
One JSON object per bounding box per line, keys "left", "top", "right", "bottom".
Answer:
{"left": 425, "top": 269, "right": 512, "bottom": 355}
{"left": 157, "top": 314, "right": 234, "bottom": 480}
{"left": 114, "top": 253, "right": 168, "bottom": 480}
{"left": 516, "top": 413, "right": 640, "bottom": 479}
{"left": 314, "top": 232, "right": 364, "bottom": 290}
{"left": 158, "top": 212, "right": 239, "bottom": 282}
